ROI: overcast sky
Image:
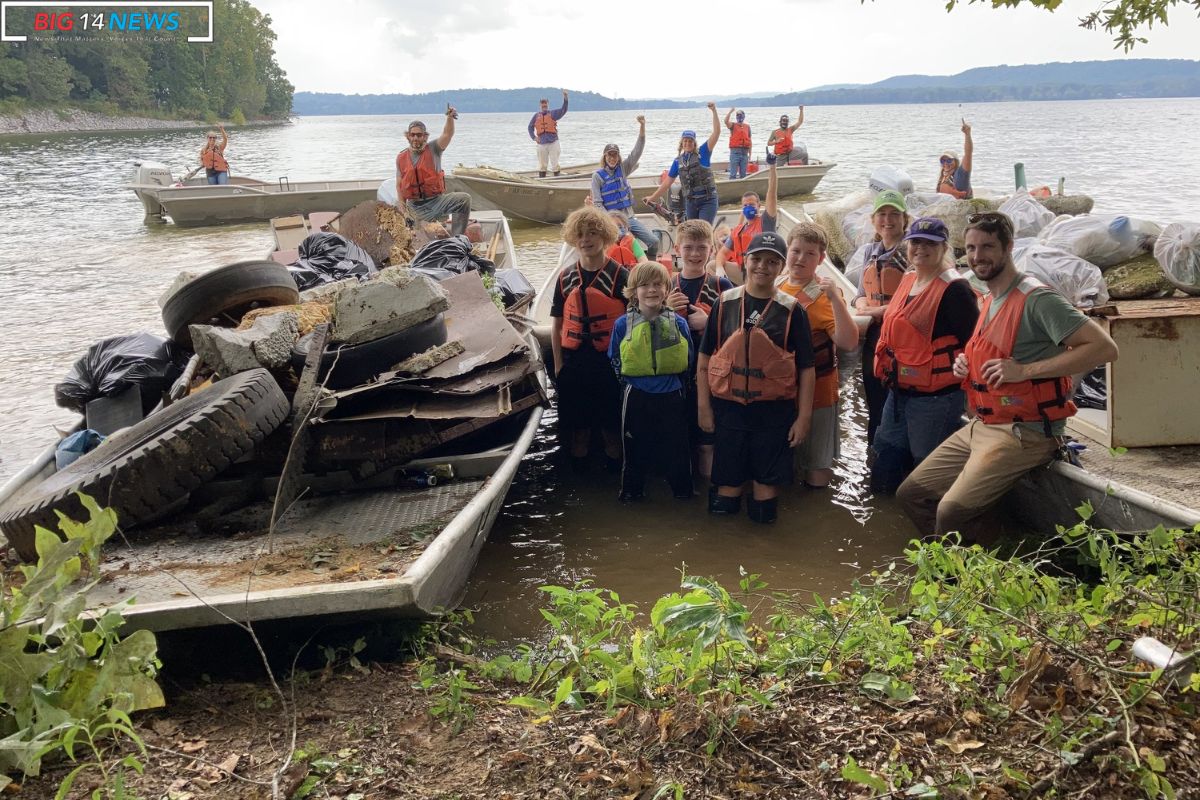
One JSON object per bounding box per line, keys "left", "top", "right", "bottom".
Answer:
{"left": 251, "top": 0, "right": 1200, "bottom": 97}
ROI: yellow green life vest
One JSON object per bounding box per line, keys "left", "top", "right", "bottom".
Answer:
{"left": 619, "top": 310, "right": 689, "bottom": 377}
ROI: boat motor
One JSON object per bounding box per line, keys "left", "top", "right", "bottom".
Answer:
{"left": 131, "top": 160, "right": 174, "bottom": 218}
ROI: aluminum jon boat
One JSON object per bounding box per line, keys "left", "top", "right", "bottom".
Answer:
{"left": 449, "top": 160, "right": 835, "bottom": 225}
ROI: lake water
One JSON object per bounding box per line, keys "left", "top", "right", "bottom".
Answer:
{"left": 1, "top": 98, "right": 1197, "bottom": 639}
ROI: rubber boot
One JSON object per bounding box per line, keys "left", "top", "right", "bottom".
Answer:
{"left": 539, "top": 171, "right": 547, "bottom": 178}
{"left": 708, "top": 489, "right": 741, "bottom": 515}
{"left": 746, "top": 497, "right": 778, "bottom": 524}
{"left": 553, "top": 170, "right": 561, "bottom": 176}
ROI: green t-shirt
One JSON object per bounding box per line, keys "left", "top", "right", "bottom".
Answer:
{"left": 986, "top": 275, "right": 1088, "bottom": 436}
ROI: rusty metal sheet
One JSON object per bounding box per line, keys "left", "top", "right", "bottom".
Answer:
{"left": 322, "top": 385, "right": 512, "bottom": 423}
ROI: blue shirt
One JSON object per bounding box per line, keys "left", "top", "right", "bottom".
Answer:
{"left": 607, "top": 311, "right": 694, "bottom": 393}
{"left": 667, "top": 142, "right": 712, "bottom": 179}
{"left": 952, "top": 165, "right": 972, "bottom": 197}
{"left": 528, "top": 99, "right": 568, "bottom": 144}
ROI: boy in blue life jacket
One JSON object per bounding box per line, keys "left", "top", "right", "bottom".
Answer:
{"left": 608, "top": 261, "right": 696, "bottom": 503}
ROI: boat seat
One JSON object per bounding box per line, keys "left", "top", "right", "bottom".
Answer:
{"left": 271, "top": 215, "right": 310, "bottom": 251}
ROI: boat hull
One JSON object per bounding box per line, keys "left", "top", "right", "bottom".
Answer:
{"left": 142, "top": 180, "right": 386, "bottom": 227}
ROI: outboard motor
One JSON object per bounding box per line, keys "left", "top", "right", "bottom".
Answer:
{"left": 131, "top": 160, "right": 174, "bottom": 218}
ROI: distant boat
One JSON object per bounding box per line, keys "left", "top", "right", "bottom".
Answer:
{"left": 448, "top": 160, "right": 836, "bottom": 225}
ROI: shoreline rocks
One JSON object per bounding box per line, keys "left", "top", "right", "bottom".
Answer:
{"left": 0, "top": 107, "right": 287, "bottom": 136}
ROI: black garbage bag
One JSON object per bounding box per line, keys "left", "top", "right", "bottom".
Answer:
{"left": 492, "top": 268, "right": 535, "bottom": 308}
{"left": 54, "top": 332, "right": 187, "bottom": 414}
{"left": 288, "top": 232, "right": 376, "bottom": 291}
{"left": 408, "top": 234, "right": 496, "bottom": 282}
{"left": 1074, "top": 367, "right": 1107, "bottom": 410}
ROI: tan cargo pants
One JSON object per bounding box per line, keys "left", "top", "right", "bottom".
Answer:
{"left": 896, "top": 418, "right": 1059, "bottom": 537}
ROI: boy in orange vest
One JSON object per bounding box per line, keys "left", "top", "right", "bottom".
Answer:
{"left": 775, "top": 222, "right": 859, "bottom": 488}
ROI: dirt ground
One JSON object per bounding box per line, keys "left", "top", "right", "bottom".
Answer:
{"left": 14, "top": 647, "right": 1200, "bottom": 800}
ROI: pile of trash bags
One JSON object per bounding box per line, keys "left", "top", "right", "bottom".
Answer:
{"left": 54, "top": 332, "right": 187, "bottom": 413}
{"left": 289, "top": 232, "right": 377, "bottom": 291}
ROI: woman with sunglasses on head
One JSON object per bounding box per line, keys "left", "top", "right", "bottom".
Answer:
{"left": 936, "top": 119, "right": 973, "bottom": 199}
{"left": 199, "top": 124, "right": 229, "bottom": 185}
{"left": 591, "top": 115, "right": 657, "bottom": 259}
{"left": 643, "top": 102, "right": 722, "bottom": 224}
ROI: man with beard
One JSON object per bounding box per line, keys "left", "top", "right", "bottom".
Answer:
{"left": 896, "top": 211, "right": 1118, "bottom": 540}
{"left": 395, "top": 109, "right": 472, "bottom": 236}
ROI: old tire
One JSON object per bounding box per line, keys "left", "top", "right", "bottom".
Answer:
{"left": 0, "top": 369, "right": 289, "bottom": 561}
{"left": 290, "top": 313, "right": 447, "bottom": 389}
{"left": 163, "top": 260, "right": 300, "bottom": 348}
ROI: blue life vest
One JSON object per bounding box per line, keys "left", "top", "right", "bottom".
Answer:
{"left": 596, "top": 165, "right": 633, "bottom": 211}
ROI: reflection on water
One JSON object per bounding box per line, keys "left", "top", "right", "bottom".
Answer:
{"left": 1, "top": 100, "right": 1197, "bottom": 643}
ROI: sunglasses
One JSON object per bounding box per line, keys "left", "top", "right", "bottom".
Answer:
{"left": 939, "top": 157, "right": 954, "bottom": 165}
{"left": 966, "top": 212, "right": 1009, "bottom": 225}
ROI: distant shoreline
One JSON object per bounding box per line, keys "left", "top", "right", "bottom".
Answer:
{"left": 0, "top": 108, "right": 288, "bottom": 136}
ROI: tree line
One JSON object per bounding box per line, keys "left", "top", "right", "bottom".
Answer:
{"left": 0, "top": 0, "right": 292, "bottom": 120}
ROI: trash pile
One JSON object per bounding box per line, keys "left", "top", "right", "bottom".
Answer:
{"left": 812, "top": 165, "right": 1200, "bottom": 304}
{"left": 0, "top": 216, "right": 544, "bottom": 562}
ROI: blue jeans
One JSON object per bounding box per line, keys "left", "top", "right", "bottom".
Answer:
{"left": 729, "top": 148, "right": 750, "bottom": 179}
{"left": 626, "top": 215, "right": 658, "bottom": 257}
{"left": 870, "top": 389, "right": 965, "bottom": 494}
{"left": 207, "top": 171, "right": 229, "bottom": 185}
{"left": 685, "top": 195, "right": 718, "bottom": 224}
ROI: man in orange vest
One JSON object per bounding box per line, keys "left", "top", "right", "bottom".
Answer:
{"left": 395, "top": 108, "right": 472, "bottom": 236}
{"left": 528, "top": 90, "right": 568, "bottom": 177}
{"left": 767, "top": 106, "right": 805, "bottom": 166}
{"left": 896, "top": 211, "right": 1118, "bottom": 540}
{"left": 724, "top": 108, "right": 752, "bottom": 179}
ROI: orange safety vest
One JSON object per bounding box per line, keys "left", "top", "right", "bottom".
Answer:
{"left": 672, "top": 273, "right": 722, "bottom": 316}
{"left": 729, "top": 122, "right": 752, "bottom": 149}
{"left": 607, "top": 236, "right": 638, "bottom": 268}
{"left": 964, "top": 276, "right": 1076, "bottom": 434}
{"left": 559, "top": 261, "right": 627, "bottom": 353}
{"left": 874, "top": 270, "right": 966, "bottom": 393}
{"left": 861, "top": 249, "right": 909, "bottom": 308}
{"left": 534, "top": 112, "right": 558, "bottom": 137}
{"left": 727, "top": 216, "right": 764, "bottom": 266}
{"left": 773, "top": 128, "right": 793, "bottom": 155}
{"left": 396, "top": 147, "right": 446, "bottom": 201}
{"left": 778, "top": 280, "right": 837, "bottom": 408}
{"left": 707, "top": 287, "right": 797, "bottom": 405}
{"left": 200, "top": 145, "right": 228, "bottom": 172}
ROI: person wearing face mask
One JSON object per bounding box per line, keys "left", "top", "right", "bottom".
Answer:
{"left": 869, "top": 218, "right": 979, "bottom": 494}
{"left": 591, "top": 116, "right": 657, "bottom": 258}
{"left": 643, "top": 103, "right": 722, "bottom": 224}
{"left": 937, "top": 119, "right": 973, "bottom": 199}
{"left": 724, "top": 108, "right": 752, "bottom": 179}
{"left": 767, "top": 107, "right": 805, "bottom": 166}
{"left": 608, "top": 261, "right": 696, "bottom": 503}
{"left": 715, "top": 157, "right": 780, "bottom": 284}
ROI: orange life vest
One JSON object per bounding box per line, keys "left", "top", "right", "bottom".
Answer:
{"left": 964, "top": 276, "right": 1076, "bottom": 434}
{"left": 671, "top": 273, "right": 722, "bottom": 316}
{"left": 860, "top": 248, "right": 908, "bottom": 308}
{"left": 727, "top": 216, "right": 764, "bottom": 266}
{"left": 707, "top": 288, "right": 797, "bottom": 405}
{"left": 607, "top": 236, "right": 638, "bottom": 268}
{"left": 874, "top": 270, "right": 966, "bottom": 393}
{"left": 397, "top": 146, "right": 446, "bottom": 201}
{"left": 559, "top": 261, "right": 627, "bottom": 353}
{"left": 534, "top": 112, "right": 558, "bottom": 137}
{"left": 200, "top": 145, "right": 228, "bottom": 172}
{"left": 778, "top": 280, "right": 837, "bottom": 407}
{"left": 773, "top": 128, "right": 793, "bottom": 155}
{"left": 729, "top": 122, "right": 752, "bottom": 149}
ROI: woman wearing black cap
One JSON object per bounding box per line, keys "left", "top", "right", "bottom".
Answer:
{"left": 590, "top": 115, "right": 656, "bottom": 258}
{"left": 767, "top": 106, "right": 805, "bottom": 166}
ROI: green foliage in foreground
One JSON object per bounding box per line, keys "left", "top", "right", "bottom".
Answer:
{"left": 425, "top": 520, "right": 1199, "bottom": 797}
{"left": 0, "top": 496, "right": 162, "bottom": 794}
{"left": 941, "top": 0, "right": 1200, "bottom": 51}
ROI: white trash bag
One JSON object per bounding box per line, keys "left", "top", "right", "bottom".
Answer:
{"left": 377, "top": 177, "right": 398, "bottom": 205}
{"left": 844, "top": 242, "right": 872, "bottom": 289}
{"left": 1153, "top": 222, "right": 1200, "bottom": 295}
{"left": 868, "top": 165, "right": 914, "bottom": 196}
{"left": 841, "top": 204, "right": 875, "bottom": 255}
{"left": 1014, "top": 242, "right": 1109, "bottom": 308}
{"left": 1039, "top": 214, "right": 1161, "bottom": 269}
{"left": 903, "top": 192, "right": 943, "bottom": 217}
{"left": 998, "top": 191, "right": 1055, "bottom": 239}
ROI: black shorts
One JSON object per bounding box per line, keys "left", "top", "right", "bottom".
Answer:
{"left": 554, "top": 348, "right": 621, "bottom": 433}
{"left": 710, "top": 424, "right": 794, "bottom": 487}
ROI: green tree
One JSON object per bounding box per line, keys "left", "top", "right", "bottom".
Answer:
{"left": 943, "top": 0, "right": 1200, "bottom": 50}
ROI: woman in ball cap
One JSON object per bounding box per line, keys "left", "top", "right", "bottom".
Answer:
{"left": 590, "top": 115, "right": 657, "bottom": 257}
{"left": 937, "top": 119, "right": 973, "bottom": 199}
{"left": 199, "top": 124, "right": 229, "bottom": 185}
{"left": 643, "top": 102, "right": 722, "bottom": 224}
{"left": 869, "top": 217, "right": 979, "bottom": 493}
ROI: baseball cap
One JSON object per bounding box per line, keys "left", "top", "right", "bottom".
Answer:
{"left": 407, "top": 120, "right": 427, "bottom": 132}
{"left": 603, "top": 143, "right": 620, "bottom": 154}
{"left": 940, "top": 150, "right": 958, "bottom": 162}
{"left": 745, "top": 231, "right": 786, "bottom": 260}
{"left": 904, "top": 217, "right": 949, "bottom": 243}
{"left": 872, "top": 189, "right": 907, "bottom": 213}
{"left": 680, "top": 129, "right": 697, "bottom": 140}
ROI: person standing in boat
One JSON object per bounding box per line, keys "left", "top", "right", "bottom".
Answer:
{"left": 200, "top": 124, "right": 229, "bottom": 185}
{"left": 591, "top": 116, "right": 657, "bottom": 258}
{"left": 643, "top": 103, "right": 722, "bottom": 224}
{"left": 608, "top": 261, "right": 695, "bottom": 503}
{"left": 767, "top": 107, "right": 806, "bottom": 166}
{"left": 725, "top": 108, "right": 752, "bottom": 179}
{"left": 395, "top": 109, "right": 472, "bottom": 237}
{"left": 697, "top": 232, "right": 816, "bottom": 524}
{"left": 851, "top": 190, "right": 912, "bottom": 447}
{"left": 529, "top": 90, "right": 568, "bottom": 177}
{"left": 896, "top": 211, "right": 1118, "bottom": 540}
{"left": 550, "top": 206, "right": 630, "bottom": 473}
{"left": 869, "top": 218, "right": 979, "bottom": 494}
{"left": 936, "top": 119, "right": 973, "bottom": 199}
